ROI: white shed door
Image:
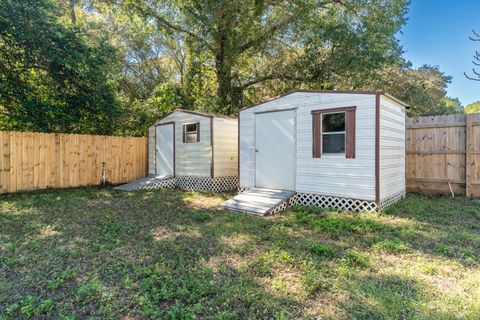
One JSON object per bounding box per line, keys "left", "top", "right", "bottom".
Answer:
{"left": 255, "top": 110, "right": 295, "bottom": 190}
{"left": 156, "top": 124, "right": 174, "bottom": 177}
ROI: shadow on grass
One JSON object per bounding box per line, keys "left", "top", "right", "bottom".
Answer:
{"left": 0, "top": 188, "right": 479, "bottom": 319}
{"left": 0, "top": 187, "right": 301, "bottom": 319}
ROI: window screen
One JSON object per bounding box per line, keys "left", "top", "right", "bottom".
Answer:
{"left": 183, "top": 123, "right": 199, "bottom": 143}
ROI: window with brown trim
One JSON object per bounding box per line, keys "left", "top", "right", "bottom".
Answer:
{"left": 312, "top": 107, "right": 356, "bottom": 158}
{"left": 183, "top": 122, "right": 200, "bottom": 143}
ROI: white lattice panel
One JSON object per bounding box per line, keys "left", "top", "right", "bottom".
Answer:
{"left": 267, "top": 196, "right": 297, "bottom": 215}
{"left": 289, "top": 193, "right": 378, "bottom": 212}
{"left": 142, "top": 178, "right": 177, "bottom": 190}
{"left": 176, "top": 176, "right": 238, "bottom": 192}
{"left": 379, "top": 190, "right": 406, "bottom": 211}
{"left": 141, "top": 176, "right": 238, "bottom": 192}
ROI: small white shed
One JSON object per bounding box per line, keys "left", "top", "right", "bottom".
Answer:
{"left": 238, "top": 90, "right": 409, "bottom": 211}
{"left": 148, "top": 109, "right": 238, "bottom": 192}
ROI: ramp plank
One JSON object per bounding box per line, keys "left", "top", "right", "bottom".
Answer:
{"left": 222, "top": 188, "right": 295, "bottom": 215}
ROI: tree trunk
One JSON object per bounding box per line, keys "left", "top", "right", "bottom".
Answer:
{"left": 69, "top": 0, "right": 76, "bottom": 24}
{"left": 215, "top": 62, "right": 232, "bottom": 114}
{"left": 215, "top": 27, "right": 233, "bottom": 115}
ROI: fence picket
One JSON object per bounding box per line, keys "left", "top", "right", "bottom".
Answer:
{"left": 0, "top": 131, "right": 147, "bottom": 194}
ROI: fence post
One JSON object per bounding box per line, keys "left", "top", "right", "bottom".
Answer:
{"left": 466, "top": 113, "right": 480, "bottom": 198}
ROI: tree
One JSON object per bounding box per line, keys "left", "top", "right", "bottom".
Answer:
{"left": 119, "top": 0, "right": 408, "bottom": 115}
{"left": 360, "top": 63, "right": 454, "bottom": 116}
{"left": 465, "top": 101, "right": 480, "bottom": 114}
{"left": 434, "top": 97, "right": 464, "bottom": 115}
{"left": 465, "top": 30, "right": 480, "bottom": 81}
{"left": 0, "top": 0, "right": 121, "bottom": 134}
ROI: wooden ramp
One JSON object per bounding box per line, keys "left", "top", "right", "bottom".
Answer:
{"left": 221, "top": 188, "right": 296, "bottom": 216}
{"left": 114, "top": 176, "right": 173, "bottom": 192}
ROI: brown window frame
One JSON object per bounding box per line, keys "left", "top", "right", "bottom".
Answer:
{"left": 182, "top": 122, "right": 200, "bottom": 143}
{"left": 312, "top": 106, "right": 356, "bottom": 159}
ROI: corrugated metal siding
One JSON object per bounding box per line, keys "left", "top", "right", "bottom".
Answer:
{"left": 379, "top": 96, "right": 406, "bottom": 200}
{"left": 156, "top": 112, "right": 212, "bottom": 177}
{"left": 213, "top": 118, "right": 238, "bottom": 177}
{"left": 239, "top": 92, "right": 377, "bottom": 200}
{"left": 148, "top": 125, "right": 155, "bottom": 175}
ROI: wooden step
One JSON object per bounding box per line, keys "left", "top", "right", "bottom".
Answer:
{"left": 222, "top": 188, "right": 296, "bottom": 215}
{"left": 114, "top": 176, "right": 174, "bottom": 191}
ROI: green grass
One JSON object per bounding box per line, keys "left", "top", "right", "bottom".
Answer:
{"left": 1, "top": 188, "right": 479, "bottom": 319}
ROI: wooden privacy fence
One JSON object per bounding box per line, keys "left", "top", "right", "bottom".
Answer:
{"left": 0, "top": 132, "right": 147, "bottom": 194}
{"left": 406, "top": 113, "right": 480, "bottom": 197}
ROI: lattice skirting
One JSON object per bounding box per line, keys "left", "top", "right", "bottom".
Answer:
{"left": 141, "top": 176, "right": 238, "bottom": 192}
{"left": 378, "top": 190, "right": 406, "bottom": 211}
{"left": 176, "top": 176, "right": 238, "bottom": 192}
{"left": 289, "top": 193, "right": 378, "bottom": 212}
{"left": 235, "top": 188, "right": 405, "bottom": 213}
{"left": 142, "top": 178, "right": 177, "bottom": 191}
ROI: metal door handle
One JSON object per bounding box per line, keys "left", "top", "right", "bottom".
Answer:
{"left": 255, "top": 149, "right": 259, "bottom": 152}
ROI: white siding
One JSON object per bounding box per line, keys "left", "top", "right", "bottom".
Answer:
{"left": 157, "top": 112, "right": 212, "bottom": 177}
{"left": 379, "top": 96, "right": 406, "bottom": 200}
{"left": 240, "top": 92, "right": 377, "bottom": 200}
{"left": 148, "top": 125, "right": 155, "bottom": 175}
{"left": 213, "top": 118, "right": 238, "bottom": 177}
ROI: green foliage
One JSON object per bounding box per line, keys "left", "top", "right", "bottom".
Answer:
{"left": 344, "top": 249, "right": 370, "bottom": 268}
{"left": 465, "top": 101, "right": 480, "bottom": 114}
{"left": 119, "top": 0, "right": 409, "bottom": 114}
{"left": 434, "top": 97, "right": 464, "bottom": 115}
{"left": 0, "top": 0, "right": 121, "bottom": 134}
{"left": 300, "top": 269, "right": 331, "bottom": 296}
{"left": 361, "top": 63, "right": 457, "bottom": 117}
{"left": 307, "top": 243, "right": 336, "bottom": 259}
{"left": 1, "top": 188, "right": 480, "bottom": 318}
{"left": 373, "top": 239, "right": 411, "bottom": 254}
{"left": 76, "top": 279, "right": 102, "bottom": 305}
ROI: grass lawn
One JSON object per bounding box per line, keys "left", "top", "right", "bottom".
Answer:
{"left": 1, "top": 188, "right": 479, "bottom": 319}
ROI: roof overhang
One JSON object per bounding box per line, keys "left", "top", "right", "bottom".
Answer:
{"left": 153, "top": 109, "right": 236, "bottom": 125}
{"left": 239, "top": 89, "right": 410, "bottom": 112}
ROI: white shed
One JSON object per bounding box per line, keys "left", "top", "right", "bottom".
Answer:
{"left": 237, "top": 90, "right": 408, "bottom": 211}
{"left": 147, "top": 109, "right": 238, "bottom": 192}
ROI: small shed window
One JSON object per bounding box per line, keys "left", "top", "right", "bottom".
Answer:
{"left": 312, "top": 107, "right": 356, "bottom": 158}
{"left": 322, "top": 113, "right": 345, "bottom": 153}
{"left": 183, "top": 122, "right": 200, "bottom": 143}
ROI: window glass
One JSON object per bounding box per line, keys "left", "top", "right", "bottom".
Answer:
{"left": 322, "top": 112, "right": 345, "bottom": 153}
{"left": 322, "top": 113, "right": 345, "bottom": 132}
{"left": 184, "top": 123, "right": 198, "bottom": 143}
{"left": 322, "top": 133, "right": 345, "bottom": 153}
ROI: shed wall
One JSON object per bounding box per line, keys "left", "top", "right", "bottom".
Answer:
{"left": 213, "top": 118, "right": 238, "bottom": 177}
{"left": 157, "top": 112, "right": 212, "bottom": 177}
{"left": 148, "top": 125, "right": 155, "bottom": 175}
{"left": 379, "top": 96, "right": 406, "bottom": 200}
{"left": 240, "top": 92, "right": 377, "bottom": 200}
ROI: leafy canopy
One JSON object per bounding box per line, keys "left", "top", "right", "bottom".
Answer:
{"left": 465, "top": 101, "right": 480, "bottom": 114}
{"left": 0, "top": 0, "right": 121, "bottom": 134}
{"left": 120, "top": 0, "right": 409, "bottom": 114}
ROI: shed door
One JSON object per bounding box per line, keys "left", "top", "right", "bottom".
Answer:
{"left": 255, "top": 110, "right": 295, "bottom": 190}
{"left": 156, "top": 123, "right": 174, "bottom": 177}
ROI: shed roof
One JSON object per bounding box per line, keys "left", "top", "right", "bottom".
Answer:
{"left": 154, "top": 109, "right": 236, "bottom": 125}
{"left": 239, "top": 90, "right": 410, "bottom": 112}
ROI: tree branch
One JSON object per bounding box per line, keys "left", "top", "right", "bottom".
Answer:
{"left": 465, "top": 71, "right": 480, "bottom": 81}
{"left": 127, "top": 2, "right": 213, "bottom": 52}
{"left": 465, "top": 30, "right": 480, "bottom": 80}
{"left": 237, "top": 0, "right": 345, "bottom": 54}
{"left": 237, "top": 14, "right": 294, "bottom": 54}
{"left": 470, "top": 29, "right": 480, "bottom": 41}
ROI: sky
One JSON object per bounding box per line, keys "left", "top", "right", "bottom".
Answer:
{"left": 398, "top": 0, "right": 480, "bottom": 106}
